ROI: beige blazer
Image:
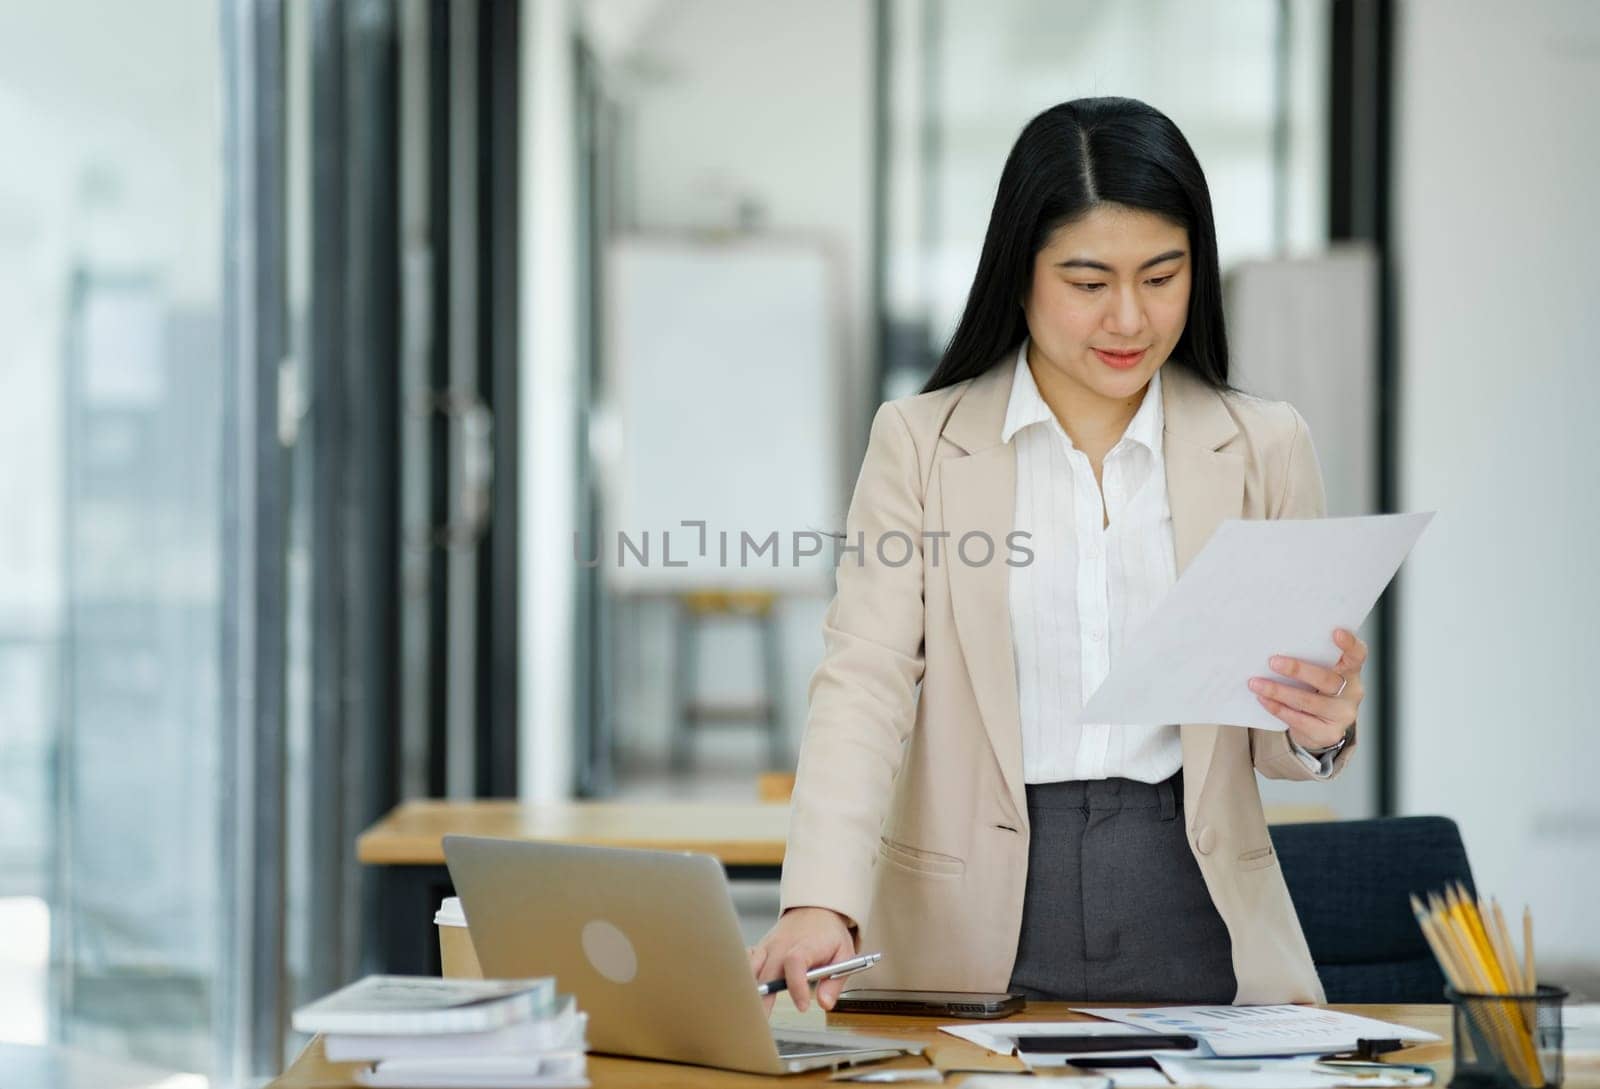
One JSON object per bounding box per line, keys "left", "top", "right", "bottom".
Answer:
{"left": 779, "top": 351, "right": 1356, "bottom": 1005}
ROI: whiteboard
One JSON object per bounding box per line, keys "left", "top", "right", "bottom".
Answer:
{"left": 598, "top": 236, "right": 842, "bottom": 593}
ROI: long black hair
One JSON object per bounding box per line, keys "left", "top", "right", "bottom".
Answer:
{"left": 922, "top": 97, "right": 1230, "bottom": 394}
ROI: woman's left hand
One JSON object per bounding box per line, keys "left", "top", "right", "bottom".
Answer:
{"left": 1248, "top": 627, "right": 1367, "bottom": 750}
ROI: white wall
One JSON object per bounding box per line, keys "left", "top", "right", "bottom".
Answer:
{"left": 1396, "top": 0, "right": 1600, "bottom": 970}
{"left": 522, "top": 0, "right": 581, "bottom": 801}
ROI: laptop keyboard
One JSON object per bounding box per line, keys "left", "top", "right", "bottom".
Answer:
{"left": 774, "top": 1036, "right": 867, "bottom": 1059}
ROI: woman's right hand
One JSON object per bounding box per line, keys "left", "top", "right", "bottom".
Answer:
{"left": 748, "top": 906, "right": 856, "bottom": 1014}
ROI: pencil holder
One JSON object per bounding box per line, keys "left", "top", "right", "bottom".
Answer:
{"left": 1446, "top": 983, "right": 1567, "bottom": 1089}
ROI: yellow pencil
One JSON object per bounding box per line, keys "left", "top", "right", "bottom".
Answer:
{"left": 1454, "top": 884, "right": 1513, "bottom": 993}
{"left": 1487, "top": 897, "right": 1536, "bottom": 1035}
{"left": 1412, "top": 895, "right": 1468, "bottom": 988}
{"left": 1524, "top": 906, "right": 1536, "bottom": 992}
{"left": 1431, "top": 892, "right": 1489, "bottom": 992}
{"left": 1487, "top": 898, "right": 1525, "bottom": 992}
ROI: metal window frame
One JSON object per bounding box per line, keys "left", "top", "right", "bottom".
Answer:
{"left": 1328, "top": 0, "right": 1398, "bottom": 815}
{"left": 573, "top": 36, "right": 607, "bottom": 799}
{"left": 445, "top": 0, "right": 481, "bottom": 800}
{"left": 305, "top": 0, "right": 352, "bottom": 1010}
{"left": 480, "top": 0, "right": 521, "bottom": 800}
{"left": 221, "top": 0, "right": 410, "bottom": 1075}
{"left": 341, "top": 0, "right": 405, "bottom": 976}
{"left": 219, "top": 0, "right": 290, "bottom": 1080}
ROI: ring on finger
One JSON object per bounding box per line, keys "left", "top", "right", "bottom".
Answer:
{"left": 1332, "top": 675, "right": 1348, "bottom": 698}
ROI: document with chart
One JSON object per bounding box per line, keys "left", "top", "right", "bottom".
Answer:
{"left": 1079, "top": 513, "right": 1433, "bottom": 731}
{"left": 1072, "top": 1004, "right": 1441, "bottom": 1057}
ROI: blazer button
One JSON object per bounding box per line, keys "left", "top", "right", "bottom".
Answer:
{"left": 1195, "top": 826, "right": 1216, "bottom": 855}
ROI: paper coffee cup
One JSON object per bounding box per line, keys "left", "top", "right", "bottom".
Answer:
{"left": 434, "top": 896, "right": 482, "bottom": 979}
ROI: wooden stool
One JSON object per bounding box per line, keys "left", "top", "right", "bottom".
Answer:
{"left": 756, "top": 771, "right": 797, "bottom": 803}
{"left": 671, "top": 590, "right": 787, "bottom": 772}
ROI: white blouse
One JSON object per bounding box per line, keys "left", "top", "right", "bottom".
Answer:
{"left": 1003, "top": 339, "right": 1336, "bottom": 784}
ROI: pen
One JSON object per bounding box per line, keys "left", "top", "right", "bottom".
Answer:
{"left": 756, "top": 952, "right": 882, "bottom": 996}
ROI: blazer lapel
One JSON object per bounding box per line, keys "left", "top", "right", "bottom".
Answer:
{"left": 1161, "top": 365, "right": 1245, "bottom": 806}
{"left": 942, "top": 355, "right": 1028, "bottom": 827}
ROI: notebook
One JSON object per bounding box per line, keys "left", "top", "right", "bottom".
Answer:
{"left": 323, "top": 997, "right": 584, "bottom": 1063}
{"left": 293, "top": 976, "right": 557, "bottom": 1036}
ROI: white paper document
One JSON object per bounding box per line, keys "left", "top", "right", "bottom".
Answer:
{"left": 1072, "top": 1005, "right": 1441, "bottom": 1058}
{"left": 1157, "top": 1055, "right": 1432, "bottom": 1088}
{"left": 353, "top": 1051, "right": 588, "bottom": 1089}
{"left": 1079, "top": 513, "right": 1433, "bottom": 731}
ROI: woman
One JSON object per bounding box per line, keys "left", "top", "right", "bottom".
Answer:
{"left": 749, "top": 98, "right": 1366, "bottom": 1012}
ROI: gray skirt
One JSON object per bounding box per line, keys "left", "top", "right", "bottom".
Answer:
{"left": 1006, "top": 770, "right": 1237, "bottom": 1003}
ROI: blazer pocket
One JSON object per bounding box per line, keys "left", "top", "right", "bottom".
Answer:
{"left": 1236, "top": 844, "right": 1278, "bottom": 872}
{"left": 877, "top": 836, "right": 965, "bottom": 877}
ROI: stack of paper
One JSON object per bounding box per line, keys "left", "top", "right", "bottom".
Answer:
{"left": 293, "top": 976, "right": 589, "bottom": 1089}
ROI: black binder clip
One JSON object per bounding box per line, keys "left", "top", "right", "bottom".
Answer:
{"left": 1319, "top": 1037, "right": 1408, "bottom": 1062}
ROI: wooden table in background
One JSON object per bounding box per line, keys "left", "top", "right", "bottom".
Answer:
{"left": 269, "top": 1002, "right": 1457, "bottom": 1088}
{"left": 357, "top": 799, "right": 1335, "bottom": 976}
{"left": 359, "top": 800, "right": 790, "bottom": 975}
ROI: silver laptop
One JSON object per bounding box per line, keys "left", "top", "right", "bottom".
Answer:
{"left": 443, "top": 835, "right": 916, "bottom": 1075}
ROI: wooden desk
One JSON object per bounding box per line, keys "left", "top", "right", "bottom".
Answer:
{"left": 269, "top": 1002, "right": 1457, "bottom": 1088}
{"left": 360, "top": 801, "right": 789, "bottom": 975}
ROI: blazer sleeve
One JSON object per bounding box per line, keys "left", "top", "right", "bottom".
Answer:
{"left": 779, "top": 401, "right": 928, "bottom": 932}
{"left": 1250, "top": 404, "right": 1360, "bottom": 782}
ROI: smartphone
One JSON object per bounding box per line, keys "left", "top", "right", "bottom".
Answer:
{"left": 831, "top": 989, "right": 1025, "bottom": 1019}
{"left": 1014, "top": 1033, "right": 1199, "bottom": 1054}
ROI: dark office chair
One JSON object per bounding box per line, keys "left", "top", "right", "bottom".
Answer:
{"left": 1270, "top": 815, "right": 1475, "bottom": 1003}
